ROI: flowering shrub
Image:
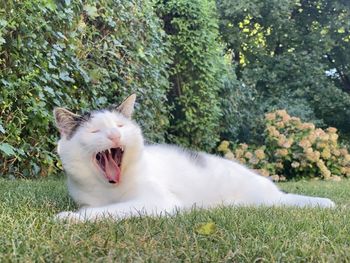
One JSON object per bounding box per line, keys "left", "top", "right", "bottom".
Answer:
{"left": 218, "top": 110, "right": 350, "bottom": 181}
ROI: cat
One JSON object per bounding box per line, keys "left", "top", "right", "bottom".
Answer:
{"left": 53, "top": 94, "right": 335, "bottom": 222}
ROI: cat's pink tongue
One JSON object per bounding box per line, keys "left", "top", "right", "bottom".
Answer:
{"left": 104, "top": 153, "right": 121, "bottom": 183}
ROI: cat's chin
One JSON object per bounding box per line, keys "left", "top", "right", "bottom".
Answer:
{"left": 94, "top": 147, "right": 124, "bottom": 184}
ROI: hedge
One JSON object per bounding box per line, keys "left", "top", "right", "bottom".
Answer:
{"left": 0, "top": 0, "right": 171, "bottom": 177}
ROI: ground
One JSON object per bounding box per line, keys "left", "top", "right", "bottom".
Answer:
{"left": 0, "top": 178, "right": 349, "bottom": 262}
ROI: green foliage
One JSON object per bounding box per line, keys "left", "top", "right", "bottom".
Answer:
{"left": 219, "top": 110, "right": 350, "bottom": 181}
{"left": 157, "top": 0, "right": 226, "bottom": 151}
{"left": 0, "top": 0, "right": 171, "bottom": 178}
{"left": 216, "top": 0, "right": 350, "bottom": 142}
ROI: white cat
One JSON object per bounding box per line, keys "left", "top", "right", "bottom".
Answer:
{"left": 53, "top": 94, "right": 335, "bottom": 222}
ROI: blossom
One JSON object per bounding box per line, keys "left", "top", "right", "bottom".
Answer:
{"left": 299, "top": 139, "right": 312, "bottom": 149}
{"left": 224, "top": 152, "right": 235, "bottom": 161}
{"left": 239, "top": 143, "right": 248, "bottom": 150}
{"left": 291, "top": 161, "right": 300, "bottom": 168}
{"left": 326, "top": 127, "right": 337, "bottom": 133}
{"left": 276, "top": 109, "right": 288, "bottom": 117}
{"left": 314, "top": 128, "right": 325, "bottom": 137}
{"left": 266, "top": 126, "right": 280, "bottom": 137}
{"left": 316, "top": 160, "right": 331, "bottom": 178}
{"left": 254, "top": 149, "right": 266, "bottom": 160}
{"left": 321, "top": 148, "right": 331, "bottom": 160}
{"left": 329, "top": 133, "right": 338, "bottom": 143}
{"left": 265, "top": 112, "right": 276, "bottom": 121}
{"left": 301, "top": 123, "right": 315, "bottom": 130}
{"left": 235, "top": 149, "right": 244, "bottom": 158}
{"left": 275, "top": 162, "right": 284, "bottom": 169}
{"left": 290, "top": 117, "right": 301, "bottom": 125}
{"left": 218, "top": 140, "right": 230, "bottom": 152}
{"left": 275, "top": 121, "right": 285, "bottom": 129}
{"left": 340, "top": 148, "right": 348, "bottom": 156}
{"left": 249, "top": 156, "right": 259, "bottom": 165}
{"left": 276, "top": 149, "right": 288, "bottom": 157}
{"left": 244, "top": 152, "right": 253, "bottom": 159}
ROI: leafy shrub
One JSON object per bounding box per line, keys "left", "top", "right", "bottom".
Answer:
{"left": 218, "top": 110, "right": 350, "bottom": 181}
{"left": 157, "top": 0, "right": 226, "bottom": 151}
{"left": 0, "top": 0, "right": 170, "bottom": 178}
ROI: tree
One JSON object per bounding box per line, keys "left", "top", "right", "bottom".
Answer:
{"left": 216, "top": 0, "right": 350, "bottom": 141}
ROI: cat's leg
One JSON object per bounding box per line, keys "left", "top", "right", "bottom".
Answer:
{"left": 56, "top": 197, "right": 180, "bottom": 222}
{"left": 276, "top": 193, "right": 335, "bottom": 208}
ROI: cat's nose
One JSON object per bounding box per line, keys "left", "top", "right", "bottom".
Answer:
{"left": 107, "top": 129, "right": 121, "bottom": 145}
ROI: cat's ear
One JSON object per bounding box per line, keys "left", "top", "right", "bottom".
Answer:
{"left": 53, "top": 107, "right": 81, "bottom": 137}
{"left": 116, "top": 94, "right": 136, "bottom": 118}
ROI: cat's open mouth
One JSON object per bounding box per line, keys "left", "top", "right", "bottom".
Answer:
{"left": 95, "top": 147, "right": 124, "bottom": 184}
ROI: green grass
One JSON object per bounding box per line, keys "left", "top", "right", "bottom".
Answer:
{"left": 1, "top": 178, "right": 350, "bottom": 262}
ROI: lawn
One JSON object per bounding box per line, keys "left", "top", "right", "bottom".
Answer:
{"left": 1, "top": 177, "right": 349, "bottom": 262}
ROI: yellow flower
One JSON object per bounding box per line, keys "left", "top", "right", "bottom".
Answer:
{"left": 282, "top": 114, "right": 291, "bottom": 122}
{"left": 249, "top": 156, "right": 259, "bottom": 165}
{"left": 344, "top": 154, "right": 350, "bottom": 162}
{"left": 235, "top": 149, "right": 244, "bottom": 158}
{"left": 239, "top": 143, "right": 248, "bottom": 150}
{"left": 256, "top": 169, "right": 270, "bottom": 177}
{"left": 321, "top": 148, "right": 331, "bottom": 160}
{"left": 275, "top": 162, "right": 284, "bottom": 169}
{"left": 299, "top": 139, "right": 311, "bottom": 149}
{"left": 276, "top": 149, "right": 288, "bottom": 157}
{"left": 281, "top": 138, "right": 293, "bottom": 148}
{"left": 326, "top": 127, "right": 337, "bottom": 133}
{"left": 291, "top": 161, "right": 300, "bottom": 168}
{"left": 340, "top": 148, "right": 348, "bottom": 156}
{"left": 290, "top": 117, "right": 301, "bottom": 125}
{"left": 244, "top": 152, "right": 253, "bottom": 159}
{"left": 266, "top": 126, "right": 280, "bottom": 137}
{"left": 275, "top": 121, "right": 285, "bottom": 129}
{"left": 320, "top": 134, "right": 330, "bottom": 141}
{"left": 316, "top": 142, "right": 327, "bottom": 149}
{"left": 307, "top": 133, "right": 317, "bottom": 144}
{"left": 301, "top": 123, "right": 315, "bottom": 130}
{"left": 254, "top": 149, "right": 266, "bottom": 160}
{"left": 276, "top": 109, "right": 288, "bottom": 117}
{"left": 218, "top": 140, "right": 230, "bottom": 153}
{"left": 329, "top": 133, "right": 338, "bottom": 143}
{"left": 224, "top": 152, "right": 235, "bottom": 161}
{"left": 316, "top": 160, "right": 331, "bottom": 178}
{"left": 332, "top": 149, "right": 341, "bottom": 157}
{"left": 305, "top": 149, "right": 320, "bottom": 162}
{"left": 314, "top": 128, "right": 325, "bottom": 137}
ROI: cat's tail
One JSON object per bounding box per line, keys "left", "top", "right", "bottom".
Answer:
{"left": 278, "top": 193, "right": 335, "bottom": 208}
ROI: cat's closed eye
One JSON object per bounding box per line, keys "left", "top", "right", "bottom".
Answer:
{"left": 91, "top": 129, "right": 100, "bottom": 133}
{"left": 117, "top": 124, "right": 124, "bottom": 128}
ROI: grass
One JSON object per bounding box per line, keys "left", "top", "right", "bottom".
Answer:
{"left": 1, "top": 177, "right": 350, "bottom": 262}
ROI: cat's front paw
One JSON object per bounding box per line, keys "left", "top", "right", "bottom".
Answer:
{"left": 55, "top": 211, "right": 84, "bottom": 223}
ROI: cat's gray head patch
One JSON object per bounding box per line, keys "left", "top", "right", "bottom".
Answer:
{"left": 54, "top": 108, "right": 91, "bottom": 139}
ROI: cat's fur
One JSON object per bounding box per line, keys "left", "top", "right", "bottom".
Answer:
{"left": 54, "top": 94, "right": 335, "bottom": 222}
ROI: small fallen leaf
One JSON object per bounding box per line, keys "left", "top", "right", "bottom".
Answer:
{"left": 195, "top": 222, "right": 217, "bottom": 235}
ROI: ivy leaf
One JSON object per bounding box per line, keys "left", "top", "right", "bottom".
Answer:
{"left": 0, "top": 36, "right": 6, "bottom": 45}
{"left": 84, "top": 5, "right": 99, "bottom": 19}
{"left": 59, "top": 71, "right": 75, "bottom": 83}
{"left": 195, "top": 222, "right": 217, "bottom": 235}
{"left": 0, "top": 143, "right": 16, "bottom": 156}
{"left": 0, "top": 123, "right": 5, "bottom": 134}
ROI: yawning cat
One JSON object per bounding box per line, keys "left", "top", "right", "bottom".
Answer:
{"left": 53, "top": 94, "right": 335, "bottom": 222}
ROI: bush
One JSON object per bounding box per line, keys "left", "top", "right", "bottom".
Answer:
{"left": 0, "top": 0, "right": 170, "bottom": 178}
{"left": 157, "top": 0, "right": 226, "bottom": 151}
{"left": 218, "top": 110, "right": 350, "bottom": 181}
